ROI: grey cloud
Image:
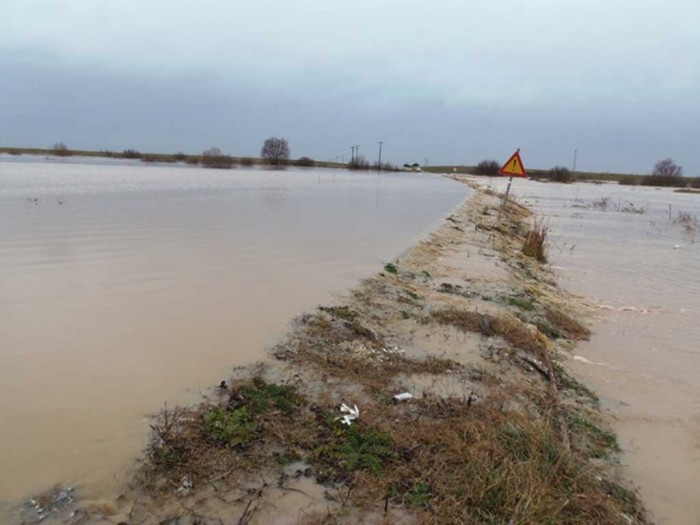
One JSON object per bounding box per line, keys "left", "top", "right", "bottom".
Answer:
{"left": 1, "top": 0, "right": 699, "bottom": 174}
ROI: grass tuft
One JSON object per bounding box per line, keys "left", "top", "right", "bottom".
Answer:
{"left": 545, "top": 308, "right": 591, "bottom": 340}
{"left": 384, "top": 262, "right": 398, "bottom": 274}
{"left": 522, "top": 217, "right": 549, "bottom": 263}
{"left": 430, "top": 308, "right": 545, "bottom": 355}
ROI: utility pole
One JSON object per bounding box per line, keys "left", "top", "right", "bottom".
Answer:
{"left": 377, "top": 141, "right": 384, "bottom": 171}
{"left": 572, "top": 149, "right": 578, "bottom": 174}
{"left": 355, "top": 145, "right": 360, "bottom": 161}
{"left": 350, "top": 146, "right": 355, "bottom": 162}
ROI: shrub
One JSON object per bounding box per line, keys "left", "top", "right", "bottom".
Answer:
{"left": 348, "top": 155, "right": 371, "bottom": 170}
{"left": 547, "top": 166, "right": 575, "bottom": 183}
{"left": 201, "top": 147, "right": 234, "bottom": 169}
{"left": 121, "top": 149, "right": 141, "bottom": 159}
{"left": 618, "top": 176, "right": 641, "bottom": 186}
{"left": 642, "top": 175, "right": 686, "bottom": 187}
{"left": 294, "top": 156, "right": 315, "bottom": 167}
{"left": 239, "top": 157, "right": 255, "bottom": 167}
{"left": 474, "top": 159, "right": 500, "bottom": 176}
{"left": 372, "top": 161, "right": 398, "bottom": 171}
{"left": 52, "top": 142, "right": 72, "bottom": 157}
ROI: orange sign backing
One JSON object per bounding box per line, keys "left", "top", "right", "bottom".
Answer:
{"left": 498, "top": 149, "right": 527, "bottom": 178}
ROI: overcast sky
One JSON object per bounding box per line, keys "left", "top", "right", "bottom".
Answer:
{"left": 1, "top": 0, "right": 698, "bottom": 174}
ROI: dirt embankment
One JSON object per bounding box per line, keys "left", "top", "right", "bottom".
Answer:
{"left": 21, "top": 180, "right": 649, "bottom": 525}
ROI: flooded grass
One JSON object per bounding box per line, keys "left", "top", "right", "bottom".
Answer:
{"left": 545, "top": 307, "right": 591, "bottom": 341}
{"left": 673, "top": 210, "right": 698, "bottom": 233}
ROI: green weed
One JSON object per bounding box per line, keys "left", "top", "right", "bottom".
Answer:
{"left": 204, "top": 406, "right": 256, "bottom": 446}
{"left": 404, "top": 481, "right": 433, "bottom": 507}
{"left": 236, "top": 377, "right": 305, "bottom": 415}
{"left": 384, "top": 263, "right": 398, "bottom": 274}
{"left": 313, "top": 424, "right": 397, "bottom": 481}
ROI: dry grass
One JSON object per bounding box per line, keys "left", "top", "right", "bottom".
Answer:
{"left": 503, "top": 198, "right": 533, "bottom": 219}
{"left": 522, "top": 217, "right": 549, "bottom": 263}
{"left": 376, "top": 396, "right": 644, "bottom": 524}
{"left": 545, "top": 308, "right": 591, "bottom": 341}
{"left": 430, "top": 308, "right": 545, "bottom": 355}
{"left": 272, "top": 311, "right": 459, "bottom": 394}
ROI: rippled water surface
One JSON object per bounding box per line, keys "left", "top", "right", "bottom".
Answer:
{"left": 492, "top": 178, "right": 700, "bottom": 525}
{"left": 0, "top": 158, "right": 469, "bottom": 502}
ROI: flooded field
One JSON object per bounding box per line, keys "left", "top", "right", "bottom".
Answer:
{"left": 0, "top": 158, "right": 468, "bottom": 503}
{"left": 495, "top": 178, "right": 700, "bottom": 525}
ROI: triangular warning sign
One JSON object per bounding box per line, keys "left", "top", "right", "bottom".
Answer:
{"left": 498, "top": 149, "right": 527, "bottom": 178}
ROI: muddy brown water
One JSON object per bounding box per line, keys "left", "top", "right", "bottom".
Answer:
{"left": 0, "top": 158, "right": 468, "bottom": 505}
{"left": 489, "top": 177, "right": 700, "bottom": 525}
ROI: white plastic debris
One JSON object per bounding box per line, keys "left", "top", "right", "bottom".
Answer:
{"left": 338, "top": 403, "right": 360, "bottom": 426}
{"left": 393, "top": 392, "right": 414, "bottom": 402}
{"left": 177, "top": 475, "right": 193, "bottom": 492}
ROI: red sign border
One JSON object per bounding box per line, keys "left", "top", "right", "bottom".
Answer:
{"left": 498, "top": 149, "right": 527, "bottom": 178}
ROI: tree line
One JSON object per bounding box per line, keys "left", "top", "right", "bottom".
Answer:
{"left": 468, "top": 157, "right": 695, "bottom": 188}
{"left": 40, "top": 138, "right": 301, "bottom": 170}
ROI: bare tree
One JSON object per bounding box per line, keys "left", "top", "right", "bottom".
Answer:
{"left": 201, "top": 147, "right": 234, "bottom": 169}
{"left": 52, "top": 142, "right": 72, "bottom": 157}
{"left": 260, "top": 137, "right": 290, "bottom": 167}
{"left": 652, "top": 158, "right": 682, "bottom": 177}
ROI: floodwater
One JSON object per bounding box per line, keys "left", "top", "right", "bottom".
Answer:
{"left": 0, "top": 158, "right": 468, "bottom": 504}
{"left": 495, "top": 178, "right": 700, "bottom": 525}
